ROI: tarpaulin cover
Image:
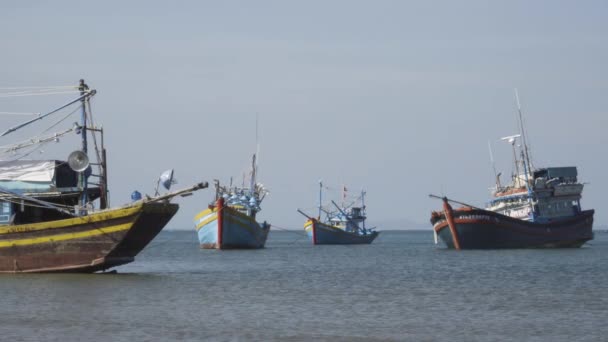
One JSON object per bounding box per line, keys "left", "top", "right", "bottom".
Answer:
{"left": 0, "top": 160, "right": 55, "bottom": 182}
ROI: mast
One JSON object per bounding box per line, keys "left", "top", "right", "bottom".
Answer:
{"left": 488, "top": 140, "right": 501, "bottom": 190}
{"left": 520, "top": 149, "right": 532, "bottom": 196}
{"left": 500, "top": 134, "right": 522, "bottom": 186}
{"left": 515, "top": 89, "right": 533, "bottom": 175}
{"left": 78, "top": 79, "right": 89, "bottom": 213}
{"left": 361, "top": 188, "right": 366, "bottom": 230}
{"left": 246, "top": 154, "right": 257, "bottom": 217}
{"left": 318, "top": 180, "right": 322, "bottom": 219}
{"left": 98, "top": 125, "right": 108, "bottom": 209}
{"left": 249, "top": 153, "right": 256, "bottom": 197}
{"left": 252, "top": 113, "right": 259, "bottom": 197}
{"left": 510, "top": 138, "right": 520, "bottom": 182}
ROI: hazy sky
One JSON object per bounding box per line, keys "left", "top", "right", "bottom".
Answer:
{"left": 1, "top": 1, "right": 606, "bottom": 230}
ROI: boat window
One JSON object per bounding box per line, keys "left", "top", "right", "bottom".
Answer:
{"left": 0, "top": 201, "right": 13, "bottom": 225}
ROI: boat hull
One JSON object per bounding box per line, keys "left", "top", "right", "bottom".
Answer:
{"left": 304, "top": 219, "right": 379, "bottom": 245}
{"left": 0, "top": 201, "right": 179, "bottom": 273}
{"left": 194, "top": 201, "right": 270, "bottom": 249}
{"left": 431, "top": 207, "right": 594, "bottom": 249}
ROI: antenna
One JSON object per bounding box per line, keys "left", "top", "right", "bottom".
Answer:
{"left": 514, "top": 88, "right": 532, "bottom": 172}
{"left": 249, "top": 153, "right": 257, "bottom": 196}
{"left": 361, "top": 187, "right": 366, "bottom": 230}
{"left": 251, "top": 113, "right": 260, "bottom": 196}
{"left": 499, "top": 134, "right": 521, "bottom": 144}
{"left": 487, "top": 141, "right": 501, "bottom": 189}
{"left": 318, "top": 179, "right": 323, "bottom": 220}
{"left": 501, "top": 134, "right": 521, "bottom": 180}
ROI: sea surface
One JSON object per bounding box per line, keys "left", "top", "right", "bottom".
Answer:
{"left": 1, "top": 230, "right": 607, "bottom": 341}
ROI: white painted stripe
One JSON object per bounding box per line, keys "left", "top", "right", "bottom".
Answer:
{"left": 195, "top": 213, "right": 215, "bottom": 225}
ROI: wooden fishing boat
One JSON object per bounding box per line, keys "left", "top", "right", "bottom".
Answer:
{"left": 194, "top": 155, "right": 270, "bottom": 249}
{"left": 429, "top": 91, "right": 594, "bottom": 249}
{"left": 0, "top": 80, "right": 208, "bottom": 272}
{"left": 298, "top": 182, "right": 379, "bottom": 245}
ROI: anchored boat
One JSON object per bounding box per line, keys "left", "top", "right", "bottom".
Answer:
{"left": 430, "top": 91, "right": 594, "bottom": 249}
{"left": 299, "top": 182, "right": 379, "bottom": 245}
{"left": 0, "top": 80, "right": 208, "bottom": 272}
{"left": 194, "top": 154, "right": 270, "bottom": 249}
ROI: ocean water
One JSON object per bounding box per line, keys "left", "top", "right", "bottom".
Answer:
{"left": 1, "top": 230, "right": 607, "bottom": 341}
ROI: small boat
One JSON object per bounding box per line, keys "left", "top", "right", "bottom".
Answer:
{"left": 430, "top": 91, "right": 594, "bottom": 249}
{"left": 0, "top": 80, "right": 208, "bottom": 272}
{"left": 194, "top": 154, "right": 270, "bottom": 249}
{"left": 298, "top": 182, "right": 379, "bottom": 245}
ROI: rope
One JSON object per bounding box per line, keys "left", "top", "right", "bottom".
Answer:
{"left": 0, "top": 103, "right": 82, "bottom": 160}
{"left": 269, "top": 223, "right": 309, "bottom": 245}
{"left": 0, "top": 127, "right": 75, "bottom": 153}
{"left": 0, "top": 112, "right": 40, "bottom": 116}
{"left": 0, "top": 195, "right": 75, "bottom": 211}
{"left": 42, "top": 104, "right": 82, "bottom": 133}
{"left": 0, "top": 90, "right": 79, "bottom": 98}
{"left": 86, "top": 98, "right": 103, "bottom": 167}
{"left": 3, "top": 141, "right": 51, "bottom": 161}
{"left": 0, "top": 85, "right": 76, "bottom": 90}
{"left": 271, "top": 224, "right": 308, "bottom": 236}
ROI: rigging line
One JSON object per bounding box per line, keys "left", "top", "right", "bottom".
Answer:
{"left": 0, "top": 187, "right": 74, "bottom": 216}
{"left": 85, "top": 99, "right": 102, "bottom": 164}
{"left": 300, "top": 206, "right": 322, "bottom": 212}
{"left": 0, "top": 104, "right": 82, "bottom": 157}
{"left": 0, "top": 196, "right": 75, "bottom": 211}
{"left": 0, "top": 112, "right": 40, "bottom": 116}
{"left": 41, "top": 104, "right": 82, "bottom": 133}
{"left": 0, "top": 90, "right": 80, "bottom": 98}
{"left": 342, "top": 194, "right": 364, "bottom": 210}
{"left": 0, "top": 128, "right": 74, "bottom": 152}
{"left": 6, "top": 141, "right": 52, "bottom": 161}
{"left": 0, "top": 85, "right": 76, "bottom": 90}
{"left": 287, "top": 235, "right": 308, "bottom": 245}
{"left": 1, "top": 91, "right": 92, "bottom": 137}
{"left": 271, "top": 224, "right": 309, "bottom": 237}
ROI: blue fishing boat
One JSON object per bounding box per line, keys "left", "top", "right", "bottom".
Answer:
{"left": 194, "top": 154, "right": 270, "bottom": 249}
{"left": 298, "top": 182, "right": 379, "bottom": 245}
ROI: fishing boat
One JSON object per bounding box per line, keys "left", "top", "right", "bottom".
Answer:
{"left": 194, "top": 154, "right": 270, "bottom": 249}
{"left": 298, "top": 182, "right": 379, "bottom": 245}
{"left": 430, "top": 91, "right": 594, "bottom": 249}
{"left": 0, "top": 80, "right": 208, "bottom": 272}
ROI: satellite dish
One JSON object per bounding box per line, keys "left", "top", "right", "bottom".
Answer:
{"left": 500, "top": 134, "right": 521, "bottom": 145}
{"left": 67, "top": 150, "right": 90, "bottom": 172}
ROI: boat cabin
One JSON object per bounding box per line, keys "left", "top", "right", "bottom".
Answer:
{"left": 0, "top": 160, "right": 100, "bottom": 225}
{"left": 329, "top": 206, "right": 367, "bottom": 232}
{"left": 487, "top": 166, "right": 584, "bottom": 221}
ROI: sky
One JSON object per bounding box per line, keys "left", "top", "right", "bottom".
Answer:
{"left": 0, "top": 0, "right": 606, "bottom": 230}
